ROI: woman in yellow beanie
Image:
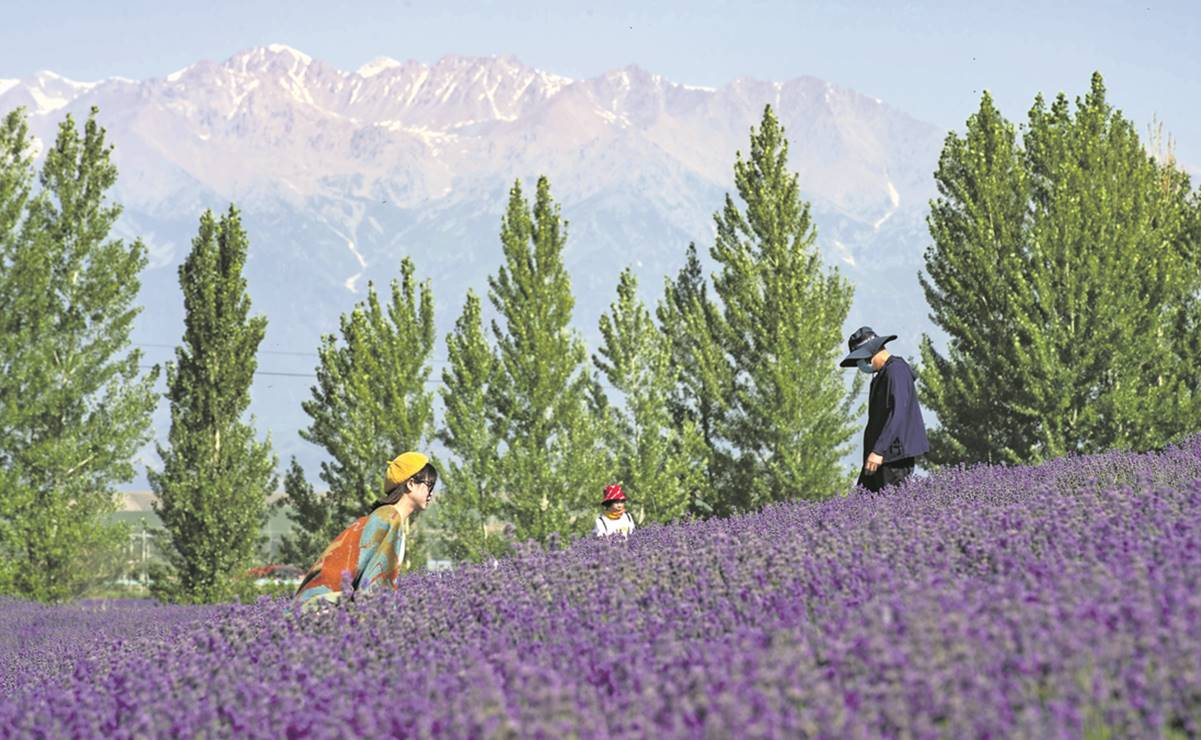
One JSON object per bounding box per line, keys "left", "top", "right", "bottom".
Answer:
{"left": 295, "top": 452, "right": 437, "bottom": 610}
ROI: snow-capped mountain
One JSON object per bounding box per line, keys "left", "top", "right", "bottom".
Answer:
{"left": 0, "top": 45, "right": 946, "bottom": 481}
{"left": 2, "top": 44, "right": 937, "bottom": 218}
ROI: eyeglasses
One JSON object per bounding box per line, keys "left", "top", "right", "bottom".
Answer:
{"left": 387, "top": 479, "right": 435, "bottom": 497}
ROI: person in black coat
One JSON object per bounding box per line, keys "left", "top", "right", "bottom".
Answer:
{"left": 840, "top": 326, "right": 929, "bottom": 492}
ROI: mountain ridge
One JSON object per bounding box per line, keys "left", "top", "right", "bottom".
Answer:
{"left": 0, "top": 45, "right": 940, "bottom": 218}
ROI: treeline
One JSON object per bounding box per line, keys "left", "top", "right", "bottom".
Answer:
{"left": 1, "top": 73, "right": 1198, "bottom": 603}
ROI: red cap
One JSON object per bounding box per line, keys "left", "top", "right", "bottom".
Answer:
{"left": 601, "top": 484, "right": 628, "bottom": 505}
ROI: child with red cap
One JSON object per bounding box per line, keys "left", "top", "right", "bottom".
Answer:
{"left": 593, "top": 484, "right": 635, "bottom": 537}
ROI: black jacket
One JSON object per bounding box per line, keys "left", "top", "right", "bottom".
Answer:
{"left": 864, "top": 356, "right": 929, "bottom": 463}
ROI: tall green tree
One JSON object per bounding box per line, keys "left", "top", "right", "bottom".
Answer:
{"left": 276, "top": 459, "right": 328, "bottom": 568}
{"left": 0, "top": 107, "right": 159, "bottom": 602}
{"left": 920, "top": 73, "right": 1201, "bottom": 465}
{"left": 432, "top": 290, "right": 505, "bottom": 562}
{"left": 487, "top": 177, "right": 607, "bottom": 544}
{"left": 150, "top": 206, "right": 278, "bottom": 603}
{"left": 708, "top": 105, "right": 860, "bottom": 510}
{"left": 596, "top": 268, "right": 706, "bottom": 522}
{"left": 0, "top": 109, "right": 36, "bottom": 596}
{"left": 916, "top": 91, "right": 1033, "bottom": 465}
{"left": 279, "top": 257, "right": 436, "bottom": 569}
{"left": 656, "top": 243, "right": 732, "bottom": 511}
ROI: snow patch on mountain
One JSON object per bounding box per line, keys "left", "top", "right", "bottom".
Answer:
{"left": 28, "top": 88, "right": 71, "bottom": 113}
{"left": 266, "top": 44, "right": 313, "bottom": 65}
{"left": 227, "top": 80, "right": 261, "bottom": 117}
{"left": 346, "top": 239, "right": 366, "bottom": 269}
{"left": 832, "top": 239, "right": 856, "bottom": 267}
{"left": 33, "top": 70, "right": 92, "bottom": 85}
{"left": 357, "top": 57, "right": 402, "bottom": 78}
{"left": 535, "top": 70, "right": 572, "bottom": 97}
{"left": 6, "top": 71, "right": 100, "bottom": 114}
{"left": 872, "top": 180, "right": 902, "bottom": 230}
{"left": 596, "top": 108, "right": 632, "bottom": 127}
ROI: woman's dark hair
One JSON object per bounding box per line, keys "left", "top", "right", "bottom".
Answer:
{"left": 369, "top": 462, "right": 438, "bottom": 512}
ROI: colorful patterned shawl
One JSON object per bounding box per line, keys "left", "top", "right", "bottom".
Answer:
{"left": 295, "top": 505, "right": 406, "bottom": 610}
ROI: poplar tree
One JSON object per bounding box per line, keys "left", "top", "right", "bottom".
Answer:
{"left": 920, "top": 73, "right": 1201, "bottom": 464}
{"left": 596, "top": 268, "right": 706, "bottom": 522}
{"left": 0, "top": 107, "right": 158, "bottom": 602}
{"left": 656, "top": 243, "right": 732, "bottom": 511}
{"left": 432, "top": 290, "right": 505, "bottom": 562}
{"left": 151, "top": 206, "right": 277, "bottom": 603}
{"left": 709, "top": 105, "right": 860, "bottom": 509}
{"left": 487, "top": 177, "right": 607, "bottom": 544}
{"left": 278, "top": 257, "right": 436, "bottom": 569}
{"left": 275, "top": 459, "right": 327, "bottom": 568}
{"left": 0, "top": 109, "right": 37, "bottom": 596}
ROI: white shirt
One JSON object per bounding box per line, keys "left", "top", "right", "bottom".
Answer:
{"left": 594, "top": 512, "right": 635, "bottom": 537}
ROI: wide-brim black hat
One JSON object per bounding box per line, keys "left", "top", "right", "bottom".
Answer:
{"left": 840, "top": 326, "right": 897, "bottom": 367}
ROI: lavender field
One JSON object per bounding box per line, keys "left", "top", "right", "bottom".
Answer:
{"left": 3, "top": 439, "right": 1201, "bottom": 738}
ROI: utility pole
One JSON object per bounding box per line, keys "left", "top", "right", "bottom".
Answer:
{"left": 139, "top": 519, "right": 149, "bottom": 586}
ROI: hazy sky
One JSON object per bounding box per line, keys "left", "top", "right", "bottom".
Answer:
{"left": 2, "top": 0, "right": 1199, "bottom": 169}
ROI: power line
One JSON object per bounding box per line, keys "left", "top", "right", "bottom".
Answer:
{"left": 134, "top": 342, "right": 319, "bottom": 358}
{"left": 133, "top": 342, "right": 452, "bottom": 366}
{"left": 137, "top": 365, "right": 444, "bottom": 385}
{"left": 138, "top": 364, "right": 314, "bottom": 378}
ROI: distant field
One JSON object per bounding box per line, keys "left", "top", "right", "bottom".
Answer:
{"left": 109, "top": 494, "right": 298, "bottom": 563}
{"left": 109, "top": 509, "right": 296, "bottom": 542}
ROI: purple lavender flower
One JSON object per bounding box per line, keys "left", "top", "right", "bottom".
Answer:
{"left": 1, "top": 436, "right": 1200, "bottom": 736}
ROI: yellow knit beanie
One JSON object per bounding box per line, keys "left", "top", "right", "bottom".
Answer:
{"left": 385, "top": 451, "right": 429, "bottom": 492}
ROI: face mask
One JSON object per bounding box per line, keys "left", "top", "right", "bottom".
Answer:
{"left": 858, "top": 359, "right": 876, "bottom": 375}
